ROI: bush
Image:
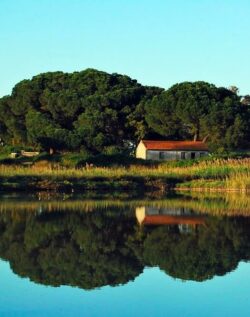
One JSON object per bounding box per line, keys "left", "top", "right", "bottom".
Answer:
{"left": 76, "top": 153, "right": 153, "bottom": 168}
{"left": 61, "top": 153, "right": 91, "bottom": 168}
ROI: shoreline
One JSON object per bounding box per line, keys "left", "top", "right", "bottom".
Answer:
{"left": 0, "top": 177, "right": 249, "bottom": 193}
{"left": 175, "top": 187, "right": 250, "bottom": 193}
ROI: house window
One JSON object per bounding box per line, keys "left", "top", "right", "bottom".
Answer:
{"left": 191, "top": 152, "right": 196, "bottom": 159}
{"left": 159, "top": 152, "right": 165, "bottom": 159}
{"left": 200, "top": 152, "right": 206, "bottom": 157}
{"left": 181, "top": 152, "right": 186, "bottom": 159}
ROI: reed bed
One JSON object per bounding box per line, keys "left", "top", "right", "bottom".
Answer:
{"left": 0, "top": 158, "right": 249, "bottom": 191}
{"left": 0, "top": 158, "right": 249, "bottom": 177}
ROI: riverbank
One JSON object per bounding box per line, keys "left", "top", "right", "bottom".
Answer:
{"left": 0, "top": 158, "right": 249, "bottom": 192}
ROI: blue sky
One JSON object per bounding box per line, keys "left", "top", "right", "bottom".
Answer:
{"left": 0, "top": 0, "right": 249, "bottom": 97}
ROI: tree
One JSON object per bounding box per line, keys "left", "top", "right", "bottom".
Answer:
{"left": 0, "top": 71, "right": 249, "bottom": 153}
{"left": 0, "top": 69, "right": 160, "bottom": 153}
{"left": 241, "top": 95, "right": 250, "bottom": 106}
{"left": 228, "top": 86, "right": 239, "bottom": 95}
{"left": 145, "top": 82, "right": 250, "bottom": 150}
{"left": 146, "top": 82, "right": 218, "bottom": 141}
{"left": 25, "top": 110, "right": 73, "bottom": 151}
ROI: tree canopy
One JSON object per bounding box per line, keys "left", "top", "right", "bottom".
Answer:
{"left": 145, "top": 82, "right": 250, "bottom": 150}
{"left": 0, "top": 69, "right": 162, "bottom": 153}
{"left": 0, "top": 70, "right": 249, "bottom": 153}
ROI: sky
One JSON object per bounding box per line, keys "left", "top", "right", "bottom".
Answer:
{"left": 0, "top": 0, "right": 250, "bottom": 98}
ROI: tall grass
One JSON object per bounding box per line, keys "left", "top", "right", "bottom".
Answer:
{"left": 225, "top": 172, "right": 250, "bottom": 192}
{"left": 0, "top": 158, "right": 249, "bottom": 177}
{"left": 0, "top": 158, "right": 249, "bottom": 190}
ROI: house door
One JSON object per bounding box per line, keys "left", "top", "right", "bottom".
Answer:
{"left": 191, "top": 152, "right": 196, "bottom": 159}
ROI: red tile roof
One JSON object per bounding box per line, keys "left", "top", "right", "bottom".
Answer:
{"left": 141, "top": 140, "right": 209, "bottom": 151}
{"left": 143, "top": 215, "right": 206, "bottom": 226}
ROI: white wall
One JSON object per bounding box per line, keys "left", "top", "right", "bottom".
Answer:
{"left": 135, "top": 141, "right": 147, "bottom": 159}
{"left": 146, "top": 150, "right": 209, "bottom": 161}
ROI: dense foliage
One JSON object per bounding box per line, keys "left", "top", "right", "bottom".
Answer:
{"left": 0, "top": 69, "right": 249, "bottom": 153}
{"left": 0, "top": 206, "right": 250, "bottom": 289}
{"left": 146, "top": 82, "right": 250, "bottom": 151}
{"left": 0, "top": 69, "right": 161, "bottom": 153}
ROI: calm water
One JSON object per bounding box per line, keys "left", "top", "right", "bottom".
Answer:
{"left": 0, "top": 192, "right": 250, "bottom": 317}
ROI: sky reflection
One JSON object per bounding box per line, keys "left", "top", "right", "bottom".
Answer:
{"left": 1, "top": 260, "right": 250, "bottom": 317}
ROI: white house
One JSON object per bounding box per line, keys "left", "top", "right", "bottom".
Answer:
{"left": 136, "top": 140, "right": 209, "bottom": 161}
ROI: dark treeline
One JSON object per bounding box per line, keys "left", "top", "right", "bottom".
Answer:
{"left": 0, "top": 208, "right": 250, "bottom": 289}
{"left": 0, "top": 69, "right": 249, "bottom": 154}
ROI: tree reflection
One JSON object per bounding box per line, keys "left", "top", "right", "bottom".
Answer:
{"left": 0, "top": 207, "right": 250, "bottom": 289}
{"left": 143, "top": 217, "right": 250, "bottom": 281}
{"left": 0, "top": 209, "right": 143, "bottom": 289}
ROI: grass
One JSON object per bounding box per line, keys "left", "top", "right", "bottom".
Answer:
{"left": 0, "top": 157, "right": 249, "bottom": 191}
{"left": 225, "top": 172, "right": 250, "bottom": 191}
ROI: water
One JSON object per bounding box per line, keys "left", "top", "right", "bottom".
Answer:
{"left": 0, "top": 192, "right": 250, "bottom": 317}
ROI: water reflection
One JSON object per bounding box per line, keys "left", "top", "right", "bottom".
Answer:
{"left": 136, "top": 206, "right": 206, "bottom": 233}
{"left": 0, "top": 193, "right": 250, "bottom": 290}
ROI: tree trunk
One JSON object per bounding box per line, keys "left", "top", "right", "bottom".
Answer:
{"left": 193, "top": 125, "right": 200, "bottom": 141}
{"left": 202, "top": 135, "right": 209, "bottom": 143}
{"left": 193, "top": 130, "right": 199, "bottom": 141}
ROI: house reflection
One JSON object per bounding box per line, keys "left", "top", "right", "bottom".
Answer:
{"left": 136, "top": 206, "right": 206, "bottom": 233}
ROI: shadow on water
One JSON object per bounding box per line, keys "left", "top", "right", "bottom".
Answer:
{"left": 0, "top": 191, "right": 250, "bottom": 290}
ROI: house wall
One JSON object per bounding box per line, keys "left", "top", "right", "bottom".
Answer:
{"left": 146, "top": 150, "right": 209, "bottom": 161}
{"left": 135, "top": 141, "right": 147, "bottom": 159}
{"left": 145, "top": 206, "right": 193, "bottom": 216}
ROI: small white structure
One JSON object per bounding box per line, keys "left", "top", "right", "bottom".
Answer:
{"left": 21, "top": 150, "right": 40, "bottom": 158}
{"left": 136, "top": 140, "right": 209, "bottom": 161}
{"left": 10, "top": 152, "right": 19, "bottom": 159}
